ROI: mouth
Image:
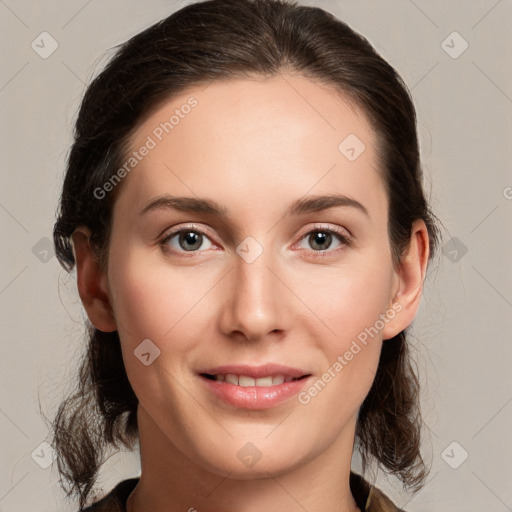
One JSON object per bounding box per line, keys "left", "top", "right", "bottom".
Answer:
{"left": 197, "top": 364, "right": 312, "bottom": 409}
{"left": 200, "top": 373, "right": 309, "bottom": 387}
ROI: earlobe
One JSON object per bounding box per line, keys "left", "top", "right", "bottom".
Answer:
{"left": 71, "top": 227, "right": 117, "bottom": 333}
{"left": 382, "top": 219, "right": 430, "bottom": 340}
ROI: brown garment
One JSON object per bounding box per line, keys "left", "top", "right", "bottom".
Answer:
{"left": 80, "top": 471, "right": 405, "bottom": 511}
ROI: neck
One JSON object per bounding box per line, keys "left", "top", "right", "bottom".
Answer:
{"left": 127, "top": 405, "right": 361, "bottom": 512}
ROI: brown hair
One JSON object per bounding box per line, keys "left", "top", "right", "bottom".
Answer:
{"left": 49, "top": 0, "right": 442, "bottom": 508}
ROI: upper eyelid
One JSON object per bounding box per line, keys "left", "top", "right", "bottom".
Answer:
{"left": 160, "top": 223, "right": 215, "bottom": 239}
{"left": 307, "top": 222, "right": 352, "bottom": 238}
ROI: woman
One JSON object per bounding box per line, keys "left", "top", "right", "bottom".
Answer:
{"left": 51, "top": 0, "right": 442, "bottom": 510}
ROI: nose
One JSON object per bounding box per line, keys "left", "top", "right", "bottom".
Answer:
{"left": 219, "top": 240, "right": 289, "bottom": 343}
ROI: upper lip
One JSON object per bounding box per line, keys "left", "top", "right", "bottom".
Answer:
{"left": 198, "top": 363, "right": 310, "bottom": 379}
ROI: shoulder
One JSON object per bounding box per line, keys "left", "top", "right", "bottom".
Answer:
{"left": 79, "top": 478, "right": 139, "bottom": 512}
{"left": 350, "top": 471, "right": 406, "bottom": 512}
{"left": 366, "top": 485, "right": 407, "bottom": 512}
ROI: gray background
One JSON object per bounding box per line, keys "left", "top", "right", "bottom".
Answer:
{"left": 1, "top": 0, "right": 511, "bottom": 510}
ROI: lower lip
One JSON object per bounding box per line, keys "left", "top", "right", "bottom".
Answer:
{"left": 199, "top": 375, "right": 311, "bottom": 410}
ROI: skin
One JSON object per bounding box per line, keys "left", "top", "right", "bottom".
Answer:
{"left": 72, "top": 73, "right": 429, "bottom": 512}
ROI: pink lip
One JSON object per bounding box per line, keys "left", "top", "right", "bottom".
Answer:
{"left": 197, "top": 363, "right": 312, "bottom": 410}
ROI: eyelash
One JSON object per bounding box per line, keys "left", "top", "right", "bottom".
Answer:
{"left": 159, "top": 223, "right": 352, "bottom": 258}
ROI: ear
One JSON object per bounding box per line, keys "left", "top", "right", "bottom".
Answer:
{"left": 70, "top": 227, "right": 117, "bottom": 333}
{"left": 382, "top": 219, "right": 430, "bottom": 340}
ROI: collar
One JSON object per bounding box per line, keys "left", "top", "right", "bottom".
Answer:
{"left": 82, "top": 472, "right": 405, "bottom": 511}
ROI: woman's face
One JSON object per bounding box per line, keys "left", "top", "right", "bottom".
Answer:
{"left": 103, "top": 74, "right": 407, "bottom": 477}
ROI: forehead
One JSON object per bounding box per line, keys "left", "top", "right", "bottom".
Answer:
{"left": 114, "top": 74, "right": 386, "bottom": 223}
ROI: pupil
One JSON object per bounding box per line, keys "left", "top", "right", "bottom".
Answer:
{"left": 311, "top": 231, "right": 330, "bottom": 250}
{"left": 181, "top": 231, "right": 202, "bottom": 251}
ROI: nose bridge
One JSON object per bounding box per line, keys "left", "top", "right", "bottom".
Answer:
{"left": 222, "top": 236, "right": 285, "bottom": 340}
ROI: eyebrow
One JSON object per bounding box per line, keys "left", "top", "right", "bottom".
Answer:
{"left": 139, "top": 193, "right": 370, "bottom": 219}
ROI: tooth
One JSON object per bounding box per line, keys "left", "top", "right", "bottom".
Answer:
{"left": 239, "top": 375, "right": 256, "bottom": 387}
{"left": 255, "top": 376, "right": 273, "bottom": 387}
{"left": 217, "top": 374, "right": 295, "bottom": 386}
{"left": 225, "top": 374, "right": 239, "bottom": 385}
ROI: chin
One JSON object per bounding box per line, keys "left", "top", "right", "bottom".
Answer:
{"left": 187, "top": 436, "right": 311, "bottom": 480}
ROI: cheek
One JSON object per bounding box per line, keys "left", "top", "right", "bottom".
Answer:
{"left": 295, "top": 256, "right": 393, "bottom": 341}
{"left": 106, "top": 251, "right": 208, "bottom": 399}
{"left": 108, "top": 247, "right": 209, "bottom": 342}
{"left": 296, "top": 270, "right": 386, "bottom": 430}
{"left": 294, "top": 256, "right": 392, "bottom": 405}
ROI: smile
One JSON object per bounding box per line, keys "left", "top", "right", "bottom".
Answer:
{"left": 198, "top": 365, "right": 312, "bottom": 409}
{"left": 201, "top": 373, "right": 307, "bottom": 387}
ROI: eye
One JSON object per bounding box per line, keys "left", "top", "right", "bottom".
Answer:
{"left": 160, "top": 226, "right": 215, "bottom": 254}
{"left": 159, "top": 223, "right": 351, "bottom": 257}
{"left": 295, "top": 225, "right": 351, "bottom": 256}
